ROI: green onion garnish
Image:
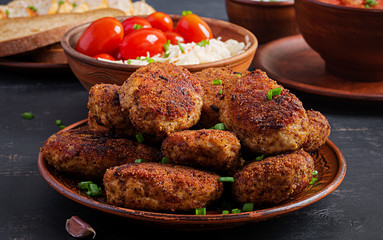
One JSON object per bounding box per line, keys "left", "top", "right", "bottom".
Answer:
{"left": 135, "top": 159, "right": 144, "bottom": 163}
{"left": 212, "top": 79, "right": 222, "bottom": 85}
{"left": 178, "top": 41, "right": 185, "bottom": 53}
{"left": 211, "top": 123, "right": 226, "bottom": 130}
{"left": 56, "top": 120, "right": 62, "bottom": 126}
{"left": 127, "top": 59, "right": 132, "bottom": 64}
{"left": 58, "top": 1, "right": 64, "bottom": 5}
{"left": 309, "top": 177, "right": 317, "bottom": 185}
{"left": 136, "top": 133, "right": 144, "bottom": 143}
{"left": 182, "top": 10, "right": 193, "bottom": 16}
{"left": 22, "top": 112, "right": 34, "bottom": 119}
{"left": 236, "top": 73, "right": 242, "bottom": 77}
{"left": 144, "top": 57, "right": 155, "bottom": 63}
{"left": 255, "top": 155, "right": 265, "bottom": 161}
{"left": 28, "top": 5, "right": 37, "bottom": 12}
{"left": 78, "top": 181, "right": 102, "bottom": 197}
{"left": 218, "top": 89, "right": 223, "bottom": 95}
{"left": 231, "top": 208, "right": 241, "bottom": 214}
{"left": 133, "top": 23, "right": 143, "bottom": 30}
{"left": 222, "top": 210, "right": 229, "bottom": 214}
{"left": 197, "top": 40, "right": 209, "bottom": 47}
{"left": 242, "top": 203, "right": 254, "bottom": 212}
{"left": 219, "top": 177, "right": 235, "bottom": 183}
{"left": 72, "top": 2, "right": 77, "bottom": 7}
{"left": 5, "top": 9, "right": 9, "bottom": 15}
{"left": 312, "top": 170, "right": 318, "bottom": 176}
{"left": 267, "top": 87, "right": 282, "bottom": 100}
{"left": 164, "top": 52, "right": 170, "bottom": 58}
{"left": 59, "top": 125, "right": 66, "bottom": 130}
{"left": 364, "top": 0, "right": 378, "bottom": 7}
{"left": 195, "top": 208, "right": 206, "bottom": 215}
{"left": 161, "top": 157, "right": 168, "bottom": 163}
{"left": 164, "top": 40, "right": 170, "bottom": 52}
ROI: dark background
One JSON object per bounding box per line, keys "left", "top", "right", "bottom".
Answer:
{"left": 1, "top": 0, "right": 383, "bottom": 239}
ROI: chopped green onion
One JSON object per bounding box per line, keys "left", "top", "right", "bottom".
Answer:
{"left": 197, "top": 40, "right": 209, "bottom": 47}
{"left": 312, "top": 170, "right": 318, "bottom": 176}
{"left": 222, "top": 210, "right": 229, "bottom": 214}
{"left": 135, "top": 159, "right": 144, "bottom": 163}
{"left": 182, "top": 10, "right": 193, "bottom": 16}
{"left": 58, "top": 1, "right": 64, "bottom": 5}
{"left": 236, "top": 73, "right": 242, "bottom": 77}
{"left": 218, "top": 89, "right": 223, "bottom": 95}
{"left": 164, "top": 40, "right": 170, "bottom": 52}
{"left": 5, "top": 9, "right": 9, "bottom": 15}
{"left": 212, "top": 79, "right": 222, "bottom": 85}
{"left": 231, "top": 208, "right": 241, "bottom": 214}
{"left": 178, "top": 41, "right": 185, "bottom": 53}
{"left": 211, "top": 123, "right": 226, "bottom": 130}
{"left": 365, "top": 0, "right": 378, "bottom": 7}
{"left": 309, "top": 177, "right": 317, "bottom": 185}
{"left": 136, "top": 133, "right": 144, "bottom": 143}
{"left": 195, "top": 208, "right": 206, "bottom": 215}
{"left": 56, "top": 120, "right": 62, "bottom": 126}
{"left": 242, "top": 203, "right": 254, "bottom": 212}
{"left": 267, "top": 87, "right": 282, "bottom": 100}
{"left": 127, "top": 59, "right": 132, "bottom": 64}
{"left": 59, "top": 125, "right": 66, "bottom": 130}
{"left": 255, "top": 155, "right": 265, "bottom": 161}
{"left": 219, "top": 177, "right": 235, "bottom": 183}
{"left": 22, "top": 112, "right": 34, "bottom": 119}
{"left": 28, "top": 5, "right": 37, "bottom": 12}
{"left": 144, "top": 57, "right": 155, "bottom": 63}
{"left": 72, "top": 2, "right": 77, "bottom": 7}
{"left": 78, "top": 181, "right": 102, "bottom": 197}
{"left": 164, "top": 52, "right": 170, "bottom": 58}
{"left": 161, "top": 157, "right": 168, "bottom": 163}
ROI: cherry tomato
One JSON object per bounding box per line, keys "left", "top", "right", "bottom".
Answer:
{"left": 75, "top": 17, "right": 124, "bottom": 57}
{"left": 122, "top": 16, "right": 152, "bottom": 35}
{"left": 120, "top": 28, "right": 167, "bottom": 60}
{"left": 174, "top": 13, "right": 213, "bottom": 43}
{"left": 93, "top": 53, "right": 116, "bottom": 61}
{"left": 164, "top": 31, "right": 185, "bottom": 45}
{"left": 146, "top": 12, "right": 173, "bottom": 32}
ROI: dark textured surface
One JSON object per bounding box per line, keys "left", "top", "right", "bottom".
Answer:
{"left": 1, "top": 0, "right": 383, "bottom": 239}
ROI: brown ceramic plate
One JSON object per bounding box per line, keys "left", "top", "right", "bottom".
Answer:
{"left": 253, "top": 35, "right": 383, "bottom": 101}
{"left": 38, "top": 119, "right": 346, "bottom": 230}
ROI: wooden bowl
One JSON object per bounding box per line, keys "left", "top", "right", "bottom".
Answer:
{"left": 61, "top": 15, "right": 258, "bottom": 91}
{"left": 295, "top": 0, "right": 383, "bottom": 82}
{"left": 225, "top": 0, "right": 299, "bottom": 44}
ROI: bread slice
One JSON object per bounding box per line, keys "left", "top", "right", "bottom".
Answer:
{"left": 132, "top": 0, "right": 155, "bottom": 15}
{"left": 0, "top": 8, "right": 126, "bottom": 57}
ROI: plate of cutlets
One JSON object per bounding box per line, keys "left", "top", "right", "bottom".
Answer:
{"left": 38, "top": 63, "right": 346, "bottom": 229}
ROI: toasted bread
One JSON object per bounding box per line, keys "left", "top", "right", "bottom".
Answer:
{"left": 0, "top": 8, "right": 126, "bottom": 58}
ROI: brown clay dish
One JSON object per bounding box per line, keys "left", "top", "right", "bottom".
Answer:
{"left": 225, "top": 0, "right": 299, "bottom": 44}
{"left": 254, "top": 35, "right": 383, "bottom": 101}
{"left": 38, "top": 119, "right": 346, "bottom": 230}
{"left": 295, "top": 0, "right": 383, "bottom": 82}
{"left": 61, "top": 15, "right": 258, "bottom": 91}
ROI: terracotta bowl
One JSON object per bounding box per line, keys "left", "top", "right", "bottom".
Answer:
{"left": 295, "top": 0, "right": 383, "bottom": 82}
{"left": 61, "top": 15, "right": 258, "bottom": 91}
{"left": 225, "top": 0, "right": 299, "bottom": 44}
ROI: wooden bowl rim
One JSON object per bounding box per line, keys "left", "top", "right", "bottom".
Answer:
{"left": 298, "top": 0, "right": 383, "bottom": 12}
{"left": 61, "top": 14, "right": 258, "bottom": 72}
{"left": 38, "top": 119, "right": 347, "bottom": 227}
{"left": 227, "top": 0, "right": 294, "bottom": 7}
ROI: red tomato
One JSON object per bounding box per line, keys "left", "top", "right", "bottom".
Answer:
{"left": 75, "top": 17, "right": 124, "bottom": 57}
{"left": 146, "top": 12, "right": 173, "bottom": 32}
{"left": 120, "top": 28, "right": 167, "bottom": 60}
{"left": 93, "top": 53, "right": 116, "bottom": 61}
{"left": 174, "top": 13, "right": 213, "bottom": 43}
{"left": 164, "top": 31, "right": 185, "bottom": 45}
{"left": 121, "top": 16, "right": 152, "bottom": 35}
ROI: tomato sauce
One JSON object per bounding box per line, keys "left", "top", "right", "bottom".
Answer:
{"left": 316, "top": 0, "right": 383, "bottom": 9}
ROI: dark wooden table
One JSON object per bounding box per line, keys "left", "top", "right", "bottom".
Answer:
{"left": 1, "top": 0, "right": 383, "bottom": 239}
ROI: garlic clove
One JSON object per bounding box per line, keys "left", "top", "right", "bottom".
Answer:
{"left": 65, "top": 216, "right": 96, "bottom": 239}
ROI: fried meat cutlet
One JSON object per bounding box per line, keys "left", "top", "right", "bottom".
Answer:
{"left": 41, "top": 129, "right": 160, "bottom": 180}
{"left": 87, "top": 83, "right": 136, "bottom": 137}
{"left": 103, "top": 162, "right": 223, "bottom": 212}
{"left": 161, "top": 129, "right": 242, "bottom": 173}
{"left": 119, "top": 62, "right": 203, "bottom": 137}
{"left": 302, "top": 110, "right": 331, "bottom": 152}
{"left": 232, "top": 150, "right": 315, "bottom": 206}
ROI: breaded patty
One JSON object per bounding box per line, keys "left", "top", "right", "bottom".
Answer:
{"left": 161, "top": 129, "right": 242, "bottom": 173}
{"left": 103, "top": 162, "right": 223, "bottom": 212}
{"left": 220, "top": 70, "right": 308, "bottom": 154}
{"left": 87, "top": 84, "right": 136, "bottom": 137}
{"left": 41, "top": 128, "right": 160, "bottom": 180}
{"left": 119, "top": 62, "right": 203, "bottom": 137}
{"left": 193, "top": 67, "right": 241, "bottom": 128}
{"left": 232, "top": 150, "right": 315, "bottom": 206}
{"left": 302, "top": 110, "right": 331, "bottom": 152}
